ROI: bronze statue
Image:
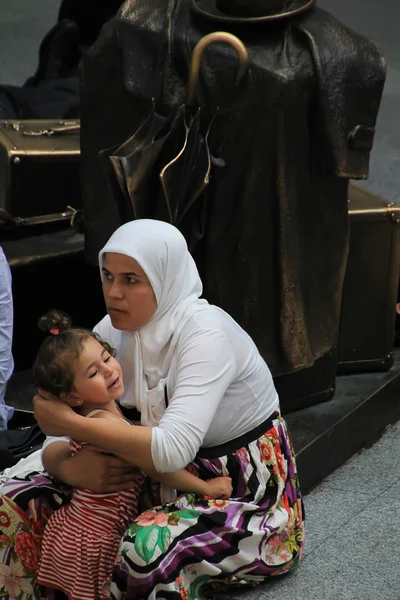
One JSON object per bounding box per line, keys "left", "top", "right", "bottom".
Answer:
{"left": 80, "top": 0, "right": 386, "bottom": 376}
{"left": 193, "top": 0, "right": 316, "bottom": 21}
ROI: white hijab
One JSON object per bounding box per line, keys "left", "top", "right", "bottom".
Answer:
{"left": 98, "top": 219, "right": 208, "bottom": 420}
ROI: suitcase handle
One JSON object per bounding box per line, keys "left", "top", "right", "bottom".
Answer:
{"left": 0, "top": 207, "right": 80, "bottom": 228}
{"left": 0, "top": 208, "right": 22, "bottom": 225}
{"left": 22, "top": 123, "right": 80, "bottom": 137}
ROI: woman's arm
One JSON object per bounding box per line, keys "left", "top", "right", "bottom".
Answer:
{"left": 40, "top": 413, "right": 232, "bottom": 497}
{"left": 151, "top": 329, "right": 236, "bottom": 472}
{"left": 34, "top": 328, "right": 235, "bottom": 473}
{"left": 42, "top": 438, "right": 141, "bottom": 492}
{"left": 34, "top": 395, "right": 156, "bottom": 470}
{"left": 69, "top": 413, "right": 233, "bottom": 497}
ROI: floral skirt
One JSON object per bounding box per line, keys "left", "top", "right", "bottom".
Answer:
{"left": 111, "top": 412, "right": 305, "bottom": 599}
{"left": 0, "top": 412, "right": 304, "bottom": 600}
{"left": 0, "top": 470, "right": 71, "bottom": 599}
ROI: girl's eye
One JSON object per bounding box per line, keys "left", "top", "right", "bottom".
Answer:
{"left": 104, "top": 355, "right": 111, "bottom": 363}
{"left": 88, "top": 370, "right": 98, "bottom": 379}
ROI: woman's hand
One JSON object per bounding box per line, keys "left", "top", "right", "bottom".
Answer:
{"left": 62, "top": 445, "right": 141, "bottom": 493}
{"left": 34, "top": 389, "right": 78, "bottom": 436}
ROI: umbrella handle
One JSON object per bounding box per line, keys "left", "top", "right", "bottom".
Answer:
{"left": 186, "top": 32, "right": 249, "bottom": 106}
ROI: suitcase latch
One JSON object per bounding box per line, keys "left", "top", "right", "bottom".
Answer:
{"left": 387, "top": 202, "right": 400, "bottom": 224}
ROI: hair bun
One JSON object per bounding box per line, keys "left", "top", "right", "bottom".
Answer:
{"left": 37, "top": 309, "right": 72, "bottom": 334}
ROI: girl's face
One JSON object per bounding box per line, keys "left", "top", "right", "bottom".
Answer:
{"left": 102, "top": 253, "right": 157, "bottom": 331}
{"left": 67, "top": 336, "right": 124, "bottom": 412}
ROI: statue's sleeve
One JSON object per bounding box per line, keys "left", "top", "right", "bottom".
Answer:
{"left": 297, "top": 9, "right": 386, "bottom": 180}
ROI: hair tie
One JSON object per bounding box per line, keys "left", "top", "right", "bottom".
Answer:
{"left": 50, "top": 328, "right": 60, "bottom": 335}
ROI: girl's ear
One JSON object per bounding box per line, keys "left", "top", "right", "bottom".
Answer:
{"left": 60, "top": 391, "right": 83, "bottom": 407}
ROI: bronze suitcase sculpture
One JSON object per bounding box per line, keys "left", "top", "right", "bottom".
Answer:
{"left": 0, "top": 119, "right": 100, "bottom": 373}
{"left": 0, "top": 119, "right": 81, "bottom": 221}
{"left": 338, "top": 183, "right": 400, "bottom": 373}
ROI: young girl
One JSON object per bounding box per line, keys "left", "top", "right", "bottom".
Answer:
{"left": 34, "top": 310, "right": 232, "bottom": 600}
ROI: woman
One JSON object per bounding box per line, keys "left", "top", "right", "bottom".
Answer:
{"left": 0, "top": 219, "right": 304, "bottom": 599}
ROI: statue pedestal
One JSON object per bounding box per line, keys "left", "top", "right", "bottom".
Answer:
{"left": 287, "top": 351, "right": 400, "bottom": 492}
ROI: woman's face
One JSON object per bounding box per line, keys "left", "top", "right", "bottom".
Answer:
{"left": 102, "top": 253, "right": 157, "bottom": 331}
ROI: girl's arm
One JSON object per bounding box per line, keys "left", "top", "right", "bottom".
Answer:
{"left": 147, "top": 468, "right": 232, "bottom": 499}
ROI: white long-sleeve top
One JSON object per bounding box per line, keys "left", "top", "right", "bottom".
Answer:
{"left": 43, "top": 308, "right": 279, "bottom": 473}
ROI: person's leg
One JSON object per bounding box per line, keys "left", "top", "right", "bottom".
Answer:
{"left": 25, "top": 77, "right": 80, "bottom": 118}
{"left": 110, "top": 413, "right": 305, "bottom": 600}
{"left": 0, "top": 78, "right": 79, "bottom": 121}
{"left": 0, "top": 248, "right": 14, "bottom": 430}
{"left": 0, "top": 87, "right": 28, "bottom": 119}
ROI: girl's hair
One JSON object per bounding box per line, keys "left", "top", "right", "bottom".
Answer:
{"left": 33, "top": 309, "right": 116, "bottom": 398}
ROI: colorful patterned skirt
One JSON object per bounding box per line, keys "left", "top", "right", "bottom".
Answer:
{"left": 0, "top": 471, "right": 70, "bottom": 599}
{"left": 0, "top": 412, "right": 304, "bottom": 600}
{"left": 111, "top": 412, "right": 305, "bottom": 599}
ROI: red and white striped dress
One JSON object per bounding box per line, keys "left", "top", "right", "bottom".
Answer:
{"left": 37, "top": 411, "right": 144, "bottom": 600}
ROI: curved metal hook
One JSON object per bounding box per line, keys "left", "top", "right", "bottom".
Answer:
{"left": 186, "top": 32, "right": 249, "bottom": 107}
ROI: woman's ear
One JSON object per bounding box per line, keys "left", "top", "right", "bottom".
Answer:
{"left": 60, "top": 391, "right": 83, "bottom": 407}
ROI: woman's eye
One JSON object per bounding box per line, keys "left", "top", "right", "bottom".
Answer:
{"left": 88, "top": 370, "right": 98, "bottom": 379}
{"left": 126, "top": 277, "right": 137, "bottom": 284}
{"left": 104, "top": 355, "right": 111, "bottom": 363}
{"left": 103, "top": 272, "right": 113, "bottom": 281}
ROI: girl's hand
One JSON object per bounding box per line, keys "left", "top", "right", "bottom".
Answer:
{"left": 33, "top": 389, "right": 78, "bottom": 436}
{"left": 204, "top": 477, "right": 233, "bottom": 500}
